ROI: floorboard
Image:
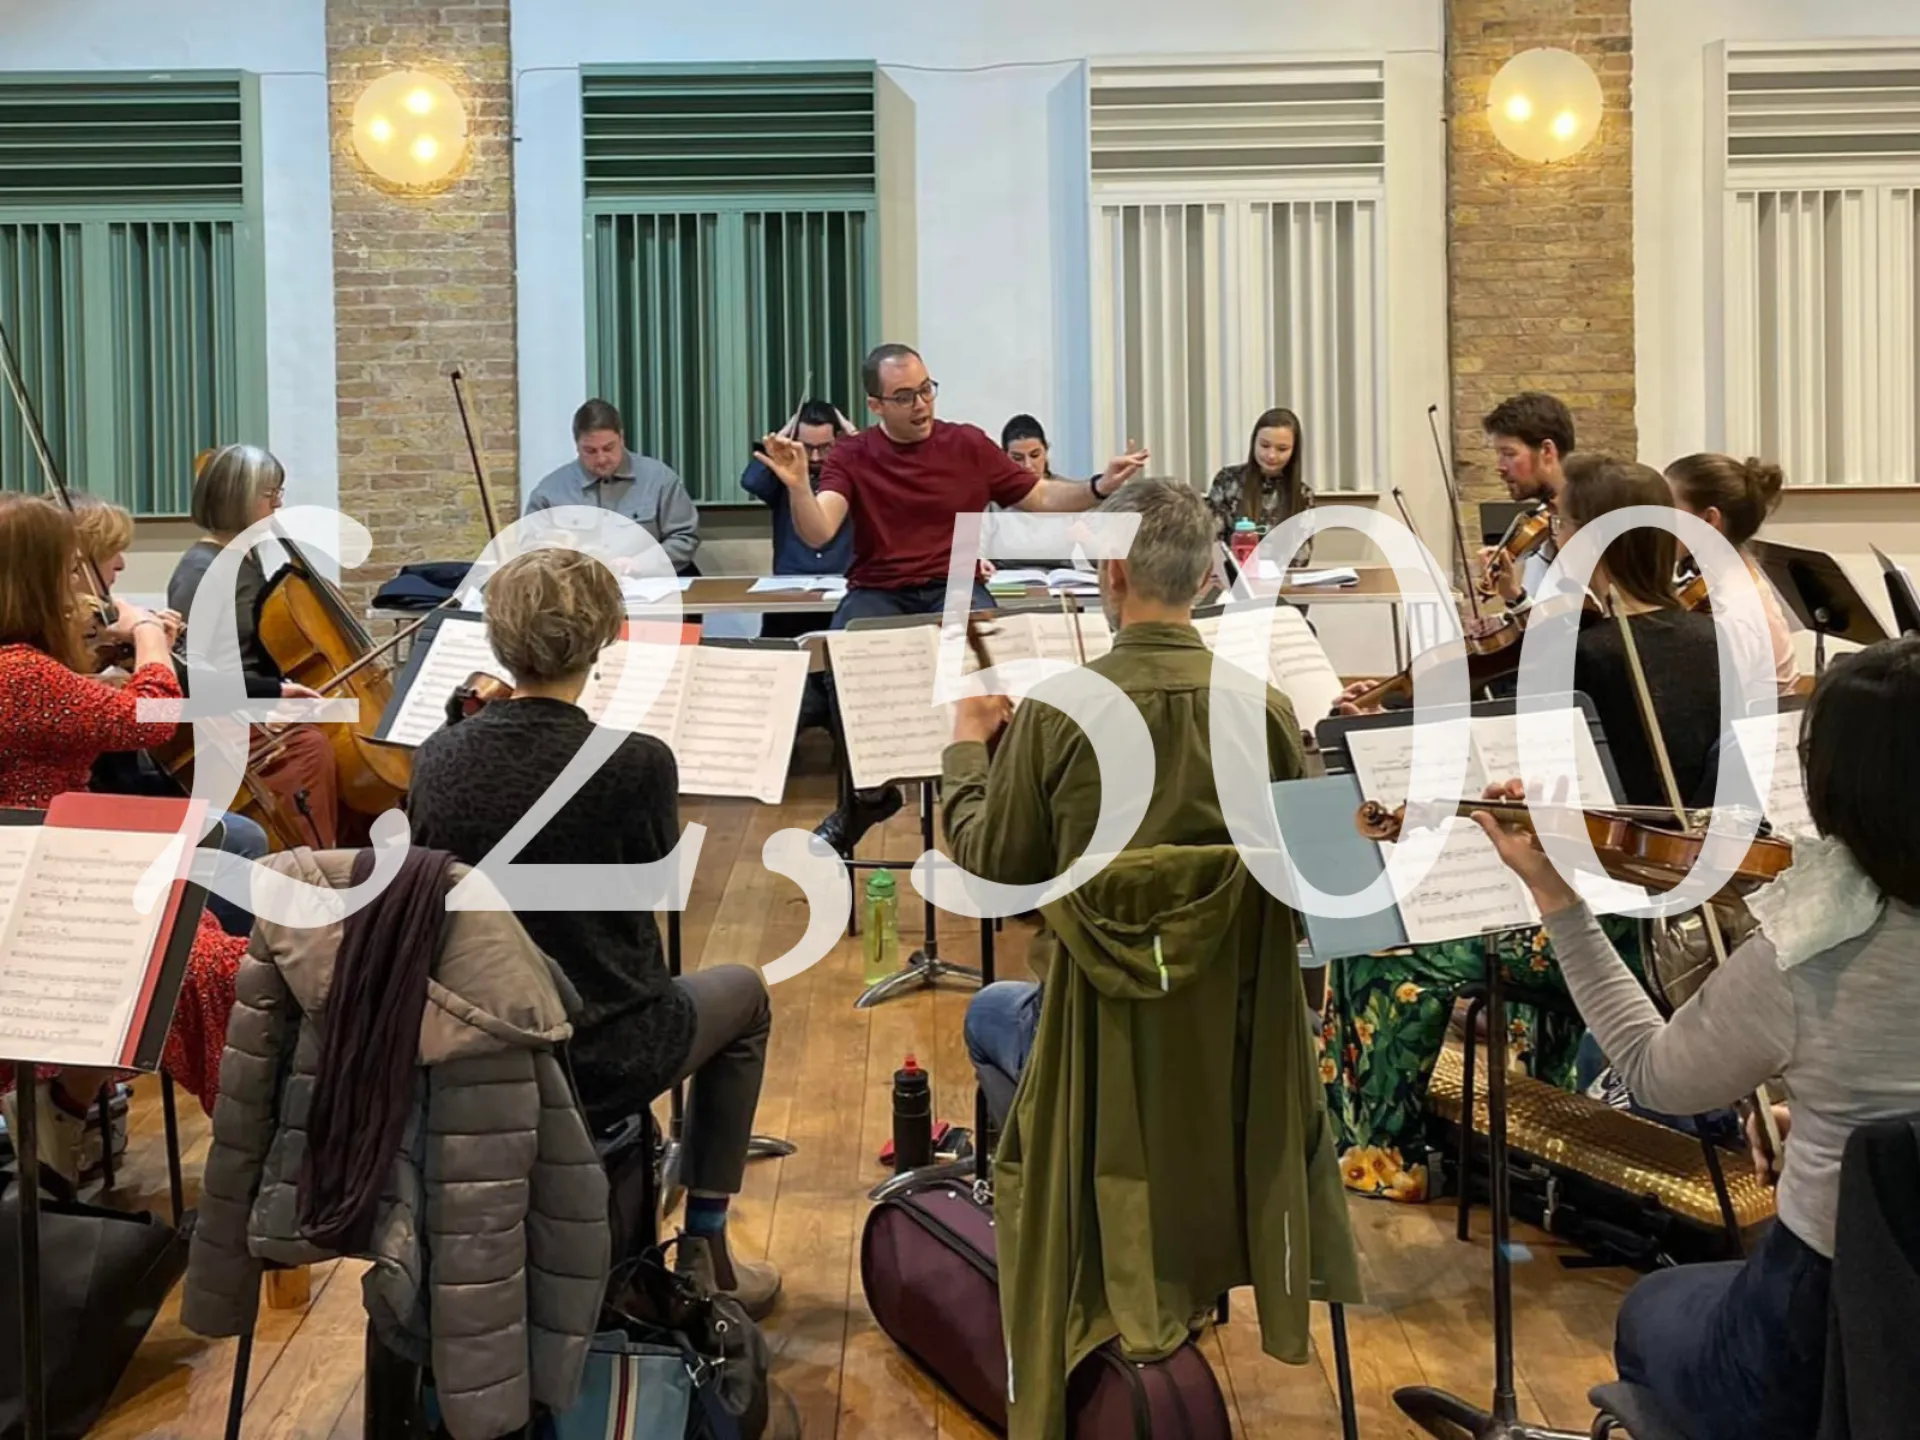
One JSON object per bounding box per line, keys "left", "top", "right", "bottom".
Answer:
{"left": 77, "top": 775, "right": 1635, "bottom": 1438}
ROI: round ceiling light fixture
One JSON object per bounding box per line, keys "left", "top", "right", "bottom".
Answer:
{"left": 351, "top": 69, "right": 469, "bottom": 189}
{"left": 1487, "top": 48, "right": 1603, "bottom": 164}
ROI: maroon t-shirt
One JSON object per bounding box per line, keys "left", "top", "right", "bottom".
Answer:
{"left": 818, "top": 420, "right": 1040, "bottom": 590}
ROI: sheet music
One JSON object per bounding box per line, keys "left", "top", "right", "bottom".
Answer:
{"left": 386, "top": 617, "right": 513, "bottom": 748}
{"left": 1473, "top": 709, "right": 1615, "bottom": 810}
{"left": 828, "top": 626, "right": 950, "bottom": 788}
{"left": 1347, "top": 723, "right": 1536, "bottom": 943}
{"left": 1029, "top": 609, "right": 1113, "bottom": 664}
{"left": 1267, "top": 605, "right": 1343, "bottom": 727}
{"left": 583, "top": 636, "right": 689, "bottom": 741}
{"left": 0, "top": 827, "right": 35, "bottom": 936}
{"left": 1732, "top": 712, "right": 1814, "bottom": 839}
{"left": 0, "top": 826, "right": 180, "bottom": 1066}
{"left": 671, "top": 649, "right": 811, "bottom": 803}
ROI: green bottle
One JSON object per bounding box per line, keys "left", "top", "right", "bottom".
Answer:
{"left": 862, "top": 868, "right": 900, "bottom": 984}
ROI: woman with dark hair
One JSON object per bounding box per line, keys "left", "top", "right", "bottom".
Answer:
{"left": 1001, "top": 414, "right": 1056, "bottom": 480}
{"left": 1475, "top": 635, "right": 1920, "bottom": 1439}
{"left": 1206, "top": 407, "right": 1312, "bottom": 552}
{"left": 1665, "top": 452, "right": 1801, "bottom": 693}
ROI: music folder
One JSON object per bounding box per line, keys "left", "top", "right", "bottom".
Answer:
{"left": 1872, "top": 545, "right": 1920, "bottom": 637}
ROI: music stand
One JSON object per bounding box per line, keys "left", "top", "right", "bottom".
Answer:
{"left": 1872, "top": 546, "right": 1920, "bottom": 637}
{"left": 1748, "top": 538, "right": 1889, "bottom": 675}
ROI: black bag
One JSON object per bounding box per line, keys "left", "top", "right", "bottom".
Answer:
{"left": 860, "top": 1177, "right": 1233, "bottom": 1439}
{"left": 607, "top": 1243, "right": 770, "bottom": 1440}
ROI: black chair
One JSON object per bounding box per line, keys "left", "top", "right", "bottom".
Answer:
{"left": 1588, "top": 1380, "right": 1690, "bottom": 1439}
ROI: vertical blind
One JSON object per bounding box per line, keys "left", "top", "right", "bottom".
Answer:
{"left": 0, "top": 75, "right": 260, "bottom": 515}
{"left": 1717, "top": 45, "right": 1920, "bottom": 486}
{"left": 583, "top": 67, "right": 879, "bottom": 502}
{"left": 1088, "top": 60, "right": 1387, "bottom": 494}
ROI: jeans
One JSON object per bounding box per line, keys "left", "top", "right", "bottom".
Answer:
{"left": 1615, "top": 1219, "right": 1831, "bottom": 1440}
{"left": 964, "top": 980, "right": 1043, "bottom": 1129}
{"left": 665, "top": 965, "right": 772, "bottom": 1195}
{"left": 207, "top": 810, "right": 269, "bottom": 936}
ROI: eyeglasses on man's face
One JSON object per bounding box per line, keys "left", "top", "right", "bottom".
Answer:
{"left": 878, "top": 380, "right": 939, "bottom": 407}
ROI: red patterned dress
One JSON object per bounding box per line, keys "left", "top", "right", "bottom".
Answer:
{"left": 0, "top": 643, "right": 246, "bottom": 1110}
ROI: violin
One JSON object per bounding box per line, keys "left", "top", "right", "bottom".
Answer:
{"left": 1479, "top": 508, "right": 1553, "bottom": 600}
{"left": 1676, "top": 564, "right": 1711, "bottom": 615}
{"left": 446, "top": 671, "right": 512, "bottom": 726}
{"left": 1356, "top": 797, "right": 1795, "bottom": 898}
{"left": 1344, "top": 593, "right": 1602, "bottom": 712}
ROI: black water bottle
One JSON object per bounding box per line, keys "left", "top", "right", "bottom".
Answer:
{"left": 891, "top": 1054, "right": 933, "bottom": 1173}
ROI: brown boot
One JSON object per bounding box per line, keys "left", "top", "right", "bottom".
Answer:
{"left": 676, "top": 1231, "right": 783, "bottom": 1322}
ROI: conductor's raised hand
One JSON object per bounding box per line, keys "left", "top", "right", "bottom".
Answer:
{"left": 759, "top": 432, "right": 811, "bottom": 489}
{"left": 1102, "top": 448, "right": 1151, "bottom": 490}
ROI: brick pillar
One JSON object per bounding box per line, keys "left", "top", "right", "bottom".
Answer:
{"left": 326, "top": 1, "right": 517, "bottom": 605}
{"left": 1448, "top": 0, "right": 1635, "bottom": 512}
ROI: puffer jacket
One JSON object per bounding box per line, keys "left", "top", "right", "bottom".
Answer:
{"left": 182, "top": 851, "right": 610, "bottom": 1440}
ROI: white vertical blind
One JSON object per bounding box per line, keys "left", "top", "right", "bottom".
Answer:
{"left": 1089, "top": 60, "right": 1387, "bottom": 493}
{"left": 1717, "top": 44, "right": 1920, "bottom": 486}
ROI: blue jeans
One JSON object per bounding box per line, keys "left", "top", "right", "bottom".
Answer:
{"left": 207, "top": 810, "right": 268, "bottom": 936}
{"left": 1615, "top": 1219, "right": 1831, "bottom": 1440}
{"left": 964, "top": 981, "right": 1042, "bottom": 1129}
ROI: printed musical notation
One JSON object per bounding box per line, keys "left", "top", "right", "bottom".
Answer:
{"left": 829, "top": 626, "right": 952, "bottom": 789}
{"left": 1192, "top": 605, "right": 1343, "bottom": 725}
{"left": 0, "top": 825, "right": 182, "bottom": 1066}
{"left": 1731, "top": 711, "right": 1814, "bottom": 840}
{"left": 384, "top": 616, "right": 514, "bottom": 748}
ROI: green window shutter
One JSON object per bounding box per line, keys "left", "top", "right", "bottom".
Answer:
{"left": 0, "top": 74, "right": 263, "bottom": 517}
{"left": 583, "top": 66, "right": 881, "bottom": 503}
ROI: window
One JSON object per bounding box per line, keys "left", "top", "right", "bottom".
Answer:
{"left": 0, "top": 74, "right": 266, "bottom": 516}
{"left": 1089, "top": 59, "right": 1387, "bottom": 494}
{"left": 583, "top": 65, "right": 881, "bottom": 503}
{"left": 1712, "top": 43, "right": 1920, "bottom": 487}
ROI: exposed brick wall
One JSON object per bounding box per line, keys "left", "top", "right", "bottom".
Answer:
{"left": 1448, "top": 0, "right": 1635, "bottom": 511}
{"left": 326, "top": 0, "right": 517, "bottom": 607}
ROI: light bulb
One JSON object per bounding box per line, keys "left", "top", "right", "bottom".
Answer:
{"left": 352, "top": 70, "right": 470, "bottom": 188}
{"left": 368, "top": 116, "right": 393, "bottom": 144}
{"left": 1551, "top": 111, "right": 1578, "bottom": 140}
{"left": 411, "top": 136, "right": 439, "bottom": 163}
{"left": 1486, "top": 49, "right": 1604, "bottom": 163}
{"left": 1504, "top": 95, "right": 1533, "bottom": 123}
{"left": 405, "top": 88, "right": 433, "bottom": 115}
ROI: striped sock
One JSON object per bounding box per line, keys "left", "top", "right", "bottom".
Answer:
{"left": 684, "top": 1192, "right": 730, "bottom": 1238}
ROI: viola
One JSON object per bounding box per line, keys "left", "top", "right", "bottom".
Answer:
{"left": 1479, "top": 508, "right": 1552, "bottom": 600}
{"left": 1355, "top": 797, "right": 1795, "bottom": 897}
{"left": 446, "top": 671, "right": 512, "bottom": 727}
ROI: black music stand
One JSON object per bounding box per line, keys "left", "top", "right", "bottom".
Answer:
{"left": 1872, "top": 546, "right": 1920, "bottom": 637}
{"left": 1748, "top": 538, "right": 1888, "bottom": 675}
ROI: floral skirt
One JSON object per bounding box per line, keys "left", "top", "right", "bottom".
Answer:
{"left": 1317, "top": 915, "right": 1645, "bottom": 1203}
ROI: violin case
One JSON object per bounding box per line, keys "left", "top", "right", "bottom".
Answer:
{"left": 861, "top": 1175, "right": 1233, "bottom": 1439}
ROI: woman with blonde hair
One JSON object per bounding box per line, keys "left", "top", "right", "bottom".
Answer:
{"left": 0, "top": 497, "right": 248, "bottom": 1180}
{"left": 406, "top": 545, "right": 787, "bottom": 1333}
{"left": 167, "top": 443, "right": 341, "bottom": 846}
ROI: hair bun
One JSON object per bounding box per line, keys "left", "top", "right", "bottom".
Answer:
{"left": 1743, "top": 457, "right": 1786, "bottom": 514}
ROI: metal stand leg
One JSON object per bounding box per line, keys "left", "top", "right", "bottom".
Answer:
{"left": 1395, "top": 937, "right": 1586, "bottom": 1440}
{"left": 161, "top": 1072, "right": 185, "bottom": 1226}
{"left": 855, "top": 781, "right": 981, "bottom": 1009}
{"left": 1698, "top": 1130, "right": 1744, "bottom": 1257}
{"left": 15, "top": 1066, "right": 47, "bottom": 1440}
{"left": 868, "top": 917, "right": 996, "bottom": 1202}
{"left": 1330, "top": 1302, "right": 1360, "bottom": 1440}
{"left": 224, "top": 1331, "right": 254, "bottom": 1440}
{"left": 95, "top": 1084, "right": 115, "bottom": 1191}
{"left": 1458, "top": 991, "right": 1487, "bottom": 1242}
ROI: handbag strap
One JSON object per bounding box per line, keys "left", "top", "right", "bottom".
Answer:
{"left": 670, "top": 1333, "right": 742, "bottom": 1440}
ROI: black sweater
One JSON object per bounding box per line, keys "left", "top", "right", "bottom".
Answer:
{"left": 406, "top": 697, "right": 694, "bottom": 1130}
{"left": 1572, "top": 609, "right": 1723, "bottom": 808}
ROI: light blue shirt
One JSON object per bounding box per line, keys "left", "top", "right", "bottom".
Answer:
{"left": 525, "top": 451, "right": 701, "bottom": 570}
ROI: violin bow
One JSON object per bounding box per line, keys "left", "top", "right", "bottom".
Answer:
{"left": 1426, "top": 403, "right": 1484, "bottom": 626}
{"left": 1059, "top": 592, "right": 1088, "bottom": 665}
{"left": 450, "top": 368, "right": 502, "bottom": 542}
{"left": 1610, "top": 587, "right": 1785, "bottom": 1160}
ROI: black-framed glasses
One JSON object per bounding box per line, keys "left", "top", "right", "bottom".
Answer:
{"left": 878, "top": 379, "right": 938, "bottom": 407}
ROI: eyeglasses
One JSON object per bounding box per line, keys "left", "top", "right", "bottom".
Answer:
{"left": 876, "top": 380, "right": 938, "bottom": 407}
{"left": 802, "top": 442, "right": 835, "bottom": 460}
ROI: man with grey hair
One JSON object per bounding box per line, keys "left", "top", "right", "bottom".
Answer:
{"left": 941, "top": 476, "right": 1306, "bottom": 1125}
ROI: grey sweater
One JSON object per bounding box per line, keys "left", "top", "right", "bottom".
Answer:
{"left": 1541, "top": 899, "right": 1920, "bottom": 1258}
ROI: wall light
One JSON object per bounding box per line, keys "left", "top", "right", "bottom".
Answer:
{"left": 351, "top": 70, "right": 468, "bottom": 189}
{"left": 1486, "top": 48, "right": 1603, "bottom": 164}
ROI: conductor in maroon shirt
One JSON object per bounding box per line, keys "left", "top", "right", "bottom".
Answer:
{"left": 758, "top": 342, "right": 1148, "bottom": 855}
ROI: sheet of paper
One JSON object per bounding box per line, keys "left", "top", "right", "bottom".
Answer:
{"left": 0, "top": 826, "right": 37, "bottom": 936}
{"left": 1266, "top": 604, "right": 1344, "bottom": 727}
{"left": 1028, "top": 609, "right": 1113, "bottom": 664}
{"left": 1474, "top": 709, "right": 1616, "bottom": 810}
{"left": 1347, "top": 724, "right": 1535, "bottom": 943}
{"left": 983, "top": 568, "right": 1050, "bottom": 588}
{"left": 582, "top": 637, "right": 689, "bottom": 742}
{"left": 1193, "top": 610, "right": 1271, "bottom": 688}
{"left": 672, "top": 648, "right": 811, "bottom": 803}
{"left": 1286, "top": 566, "right": 1360, "bottom": 588}
{"left": 748, "top": 576, "right": 845, "bottom": 594}
{"left": 0, "top": 825, "right": 179, "bottom": 1066}
{"left": 385, "top": 617, "right": 514, "bottom": 748}
{"left": 827, "top": 626, "right": 949, "bottom": 788}
{"left": 1732, "top": 712, "right": 1814, "bottom": 839}
{"left": 621, "top": 576, "right": 695, "bottom": 604}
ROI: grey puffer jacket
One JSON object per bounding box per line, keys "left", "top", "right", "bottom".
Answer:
{"left": 182, "top": 851, "right": 610, "bottom": 1440}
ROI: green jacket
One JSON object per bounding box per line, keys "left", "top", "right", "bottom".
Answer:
{"left": 941, "top": 622, "right": 1362, "bottom": 1440}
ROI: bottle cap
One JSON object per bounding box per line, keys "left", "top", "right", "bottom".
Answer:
{"left": 902, "top": 1053, "right": 921, "bottom": 1073}
{"left": 1233, "top": 518, "right": 1257, "bottom": 531}
{"left": 867, "top": 867, "right": 896, "bottom": 898}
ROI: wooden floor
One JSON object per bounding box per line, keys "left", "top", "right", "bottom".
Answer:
{"left": 86, "top": 751, "right": 1635, "bottom": 1438}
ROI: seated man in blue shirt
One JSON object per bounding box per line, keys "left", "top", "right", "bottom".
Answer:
{"left": 526, "top": 398, "right": 701, "bottom": 575}
{"left": 739, "top": 399, "right": 856, "bottom": 639}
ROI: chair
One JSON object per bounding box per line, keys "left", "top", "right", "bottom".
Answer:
{"left": 1588, "top": 1380, "right": 1691, "bottom": 1439}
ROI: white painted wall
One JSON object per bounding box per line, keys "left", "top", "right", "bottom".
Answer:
{"left": 1634, "top": 0, "right": 1920, "bottom": 605}
{"left": 0, "top": 0, "right": 338, "bottom": 593}
{"left": 511, "top": 0, "right": 1446, "bottom": 510}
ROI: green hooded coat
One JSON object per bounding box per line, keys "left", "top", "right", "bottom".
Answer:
{"left": 941, "top": 622, "right": 1363, "bottom": 1440}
